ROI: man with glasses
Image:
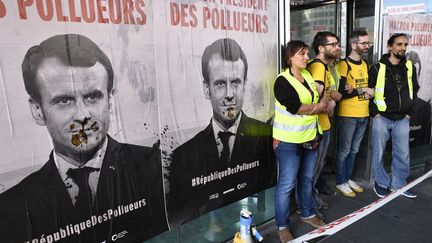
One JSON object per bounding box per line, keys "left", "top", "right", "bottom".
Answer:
{"left": 306, "top": 31, "right": 342, "bottom": 219}
{"left": 369, "top": 33, "right": 420, "bottom": 199}
{"left": 335, "top": 30, "right": 375, "bottom": 198}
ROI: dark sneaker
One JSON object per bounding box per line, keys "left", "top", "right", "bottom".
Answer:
{"left": 374, "top": 183, "right": 389, "bottom": 198}
{"left": 277, "top": 228, "right": 294, "bottom": 242}
{"left": 320, "top": 187, "right": 337, "bottom": 197}
{"left": 402, "top": 190, "right": 418, "bottom": 199}
{"left": 391, "top": 188, "right": 418, "bottom": 199}
{"left": 318, "top": 200, "right": 330, "bottom": 210}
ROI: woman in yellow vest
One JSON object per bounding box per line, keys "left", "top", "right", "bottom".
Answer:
{"left": 273, "top": 40, "right": 326, "bottom": 242}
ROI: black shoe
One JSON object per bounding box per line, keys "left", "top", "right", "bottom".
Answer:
{"left": 320, "top": 187, "right": 336, "bottom": 197}
{"left": 390, "top": 188, "right": 418, "bottom": 199}
{"left": 402, "top": 190, "right": 418, "bottom": 199}
{"left": 318, "top": 200, "right": 330, "bottom": 210}
{"left": 374, "top": 183, "right": 389, "bottom": 198}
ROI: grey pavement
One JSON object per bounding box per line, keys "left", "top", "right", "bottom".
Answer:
{"left": 257, "top": 167, "right": 432, "bottom": 243}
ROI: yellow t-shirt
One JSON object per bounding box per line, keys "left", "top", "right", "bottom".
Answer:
{"left": 307, "top": 59, "right": 333, "bottom": 131}
{"left": 337, "top": 59, "right": 369, "bottom": 117}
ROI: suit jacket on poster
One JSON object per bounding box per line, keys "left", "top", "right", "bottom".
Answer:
{"left": 168, "top": 113, "right": 276, "bottom": 226}
{"left": 0, "top": 136, "right": 168, "bottom": 243}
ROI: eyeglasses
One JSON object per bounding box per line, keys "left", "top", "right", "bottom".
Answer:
{"left": 357, "top": 41, "right": 371, "bottom": 46}
{"left": 323, "top": 42, "right": 340, "bottom": 48}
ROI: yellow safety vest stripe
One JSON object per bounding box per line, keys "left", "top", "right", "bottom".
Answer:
{"left": 374, "top": 60, "right": 413, "bottom": 112}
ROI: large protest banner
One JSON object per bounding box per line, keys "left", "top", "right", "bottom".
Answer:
{"left": 153, "top": 0, "right": 278, "bottom": 227}
{"left": 0, "top": 1, "right": 168, "bottom": 242}
{"left": 383, "top": 14, "right": 432, "bottom": 147}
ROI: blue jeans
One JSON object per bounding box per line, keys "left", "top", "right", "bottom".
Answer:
{"left": 274, "top": 141, "right": 317, "bottom": 227}
{"left": 312, "top": 130, "right": 330, "bottom": 209}
{"left": 371, "top": 115, "right": 410, "bottom": 190}
{"left": 335, "top": 117, "right": 368, "bottom": 185}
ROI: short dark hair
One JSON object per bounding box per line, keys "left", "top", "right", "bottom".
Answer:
{"left": 281, "top": 40, "right": 309, "bottom": 69}
{"left": 349, "top": 29, "right": 368, "bottom": 44}
{"left": 22, "top": 34, "right": 114, "bottom": 104}
{"left": 201, "top": 38, "right": 248, "bottom": 83}
{"left": 312, "top": 31, "right": 339, "bottom": 55}
{"left": 387, "top": 33, "right": 409, "bottom": 46}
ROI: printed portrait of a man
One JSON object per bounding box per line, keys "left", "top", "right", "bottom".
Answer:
{"left": 168, "top": 38, "right": 276, "bottom": 226}
{"left": 0, "top": 34, "right": 168, "bottom": 243}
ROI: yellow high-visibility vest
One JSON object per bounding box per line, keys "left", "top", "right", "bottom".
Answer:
{"left": 374, "top": 60, "right": 413, "bottom": 111}
{"left": 273, "top": 69, "right": 322, "bottom": 143}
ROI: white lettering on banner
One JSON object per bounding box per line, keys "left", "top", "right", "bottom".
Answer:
{"left": 223, "top": 188, "right": 235, "bottom": 194}
{"left": 209, "top": 193, "right": 219, "bottom": 200}
{"left": 191, "top": 160, "right": 260, "bottom": 187}
{"left": 385, "top": 3, "right": 425, "bottom": 15}
{"left": 237, "top": 182, "right": 247, "bottom": 190}
{"left": 28, "top": 198, "right": 147, "bottom": 243}
{"left": 290, "top": 169, "right": 432, "bottom": 243}
{"left": 111, "top": 230, "right": 128, "bottom": 241}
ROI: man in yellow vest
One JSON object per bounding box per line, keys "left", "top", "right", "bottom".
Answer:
{"left": 335, "top": 30, "right": 374, "bottom": 198}
{"left": 307, "top": 31, "right": 342, "bottom": 218}
{"left": 312, "top": 42, "right": 341, "bottom": 200}
{"left": 369, "top": 33, "right": 420, "bottom": 199}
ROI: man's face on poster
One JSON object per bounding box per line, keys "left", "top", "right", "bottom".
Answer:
{"left": 30, "top": 57, "right": 112, "bottom": 157}
{"left": 204, "top": 54, "right": 246, "bottom": 129}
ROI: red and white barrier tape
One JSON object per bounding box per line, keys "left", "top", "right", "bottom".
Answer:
{"left": 290, "top": 169, "right": 432, "bottom": 243}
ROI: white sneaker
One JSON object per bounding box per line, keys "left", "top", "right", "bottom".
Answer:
{"left": 347, "top": 180, "right": 364, "bottom": 193}
{"left": 336, "top": 183, "right": 356, "bottom": 198}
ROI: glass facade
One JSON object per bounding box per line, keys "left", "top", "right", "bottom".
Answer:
{"left": 291, "top": 4, "right": 338, "bottom": 54}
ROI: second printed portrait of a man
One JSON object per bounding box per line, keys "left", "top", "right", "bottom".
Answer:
{"left": 166, "top": 38, "right": 277, "bottom": 226}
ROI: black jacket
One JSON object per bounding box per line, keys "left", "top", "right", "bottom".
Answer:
{"left": 368, "top": 54, "right": 420, "bottom": 120}
{"left": 168, "top": 113, "right": 276, "bottom": 227}
{"left": 0, "top": 136, "right": 168, "bottom": 243}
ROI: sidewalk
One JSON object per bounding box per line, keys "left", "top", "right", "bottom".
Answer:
{"left": 258, "top": 167, "right": 432, "bottom": 243}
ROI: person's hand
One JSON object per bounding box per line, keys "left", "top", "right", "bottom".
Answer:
{"left": 316, "top": 83, "right": 325, "bottom": 96}
{"left": 318, "top": 102, "right": 327, "bottom": 114}
{"left": 311, "top": 102, "right": 326, "bottom": 114}
{"left": 363, "top": 87, "right": 375, "bottom": 99}
{"left": 345, "top": 84, "right": 353, "bottom": 94}
{"left": 330, "top": 91, "right": 342, "bottom": 102}
{"left": 327, "top": 100, "right": 336, "bottom": 116}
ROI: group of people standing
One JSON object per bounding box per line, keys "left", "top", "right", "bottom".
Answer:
{"left": 273, "top": 30, "right": 419, "bottom": 242}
